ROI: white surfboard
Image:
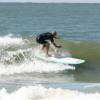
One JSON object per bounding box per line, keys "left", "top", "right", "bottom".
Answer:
{"left": 35, "top": 54, "right": 85, "bottom": 65}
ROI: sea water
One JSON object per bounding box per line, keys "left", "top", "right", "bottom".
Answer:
{"left": 0, "top": 3, "right": 100, "bottom": 100}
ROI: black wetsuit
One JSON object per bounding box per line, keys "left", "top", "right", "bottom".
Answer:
{"left": 36, "top": 32, "right": 54, "bottom": 44}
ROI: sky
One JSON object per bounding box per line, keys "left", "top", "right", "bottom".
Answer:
{"left": 0, "top": 0, "right": 100, "bottom": 3}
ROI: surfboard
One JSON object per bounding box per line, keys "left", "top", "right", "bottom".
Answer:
{"left": 35, "top": 54, "right": 85, "bottom": 65}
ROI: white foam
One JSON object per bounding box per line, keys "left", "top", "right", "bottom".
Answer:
{"left": 0, "top": 47, "right": 75, "bottom": 76}
{"left": 0, "top": 59, "right": 74, "bottom": 76}
{"left": 0, "top": 35, "right": 25, "bottom": 48}
{"left": 0, "top": 85, "right": 100, "bottom": 100}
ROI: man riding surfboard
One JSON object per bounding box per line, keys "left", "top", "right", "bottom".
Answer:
{"left": 36, "top": 31, "right": 61, "bottom": 56}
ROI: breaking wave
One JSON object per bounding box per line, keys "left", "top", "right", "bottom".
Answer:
{"left": 0, "top": 85, "right": 100, "bottom": 100}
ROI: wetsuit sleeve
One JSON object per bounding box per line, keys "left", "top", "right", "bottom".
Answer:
{"left": 50, "top": 38, "right": 59, "bottom": 48}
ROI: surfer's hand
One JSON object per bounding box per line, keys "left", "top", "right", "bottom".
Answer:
{"left": 57, "top": 45, "right": 62, "bottom": 48}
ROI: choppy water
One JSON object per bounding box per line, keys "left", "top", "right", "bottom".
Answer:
{"left": 0, "top": 3, "right": 100, "bottom": 100}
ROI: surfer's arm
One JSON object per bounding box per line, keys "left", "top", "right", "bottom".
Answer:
{"left": 51, "top": 39, "right": 61, "bottom": 48}
{"left": 53, "top": 42, "right": 61, "bottom": 48}
{"left": 54, "top": 36, "right": 60, "bottom": 39}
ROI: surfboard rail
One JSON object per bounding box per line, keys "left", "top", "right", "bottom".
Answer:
{"left": 35, "top": 54, "right": 85, "bottom": 65}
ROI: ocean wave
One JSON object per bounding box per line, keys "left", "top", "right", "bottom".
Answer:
{"left": 0, "top": 59, "right": 74, "bottom": 76}
{"left": 0, "top": 47, "right": 75, "bottom": 76}
{"left": 0, "top": 35, "right": 26, "bottom": 48}
{"left": 84, "top": 84, "right": 100, "bottom": 89}
{"left": 0, "top": 85, "right": 100, "bottom": 100}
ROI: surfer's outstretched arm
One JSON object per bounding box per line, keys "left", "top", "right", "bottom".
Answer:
{"left": 50, "top": 38, "right": 61, "bottom": 48}
{"left": 52, "top": 42, "right": 61, "bottom": 48}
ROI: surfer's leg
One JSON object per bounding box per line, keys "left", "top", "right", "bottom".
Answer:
{"left": 37, "top": 39, "right": 47, "bottom": 52}
{"left": 43, "top": 43, "right": 50, "bottom": 56}
{"left": 36, "top": 38, "right": 50, "bottom": 56}
{"left": 40, "top": 40, "right": 48, "bottom": 50}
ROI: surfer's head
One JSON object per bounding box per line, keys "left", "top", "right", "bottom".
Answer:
{"left": 52, "top": 31, "right": 58, "bottom": 37}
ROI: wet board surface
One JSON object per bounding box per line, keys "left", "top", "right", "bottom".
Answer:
{"left": 35, "top": 54, "right": 85, "bottom": 65}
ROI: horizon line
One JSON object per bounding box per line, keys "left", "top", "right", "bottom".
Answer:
{"left": 0, "top": 2, "right": 100, "bottom": 4}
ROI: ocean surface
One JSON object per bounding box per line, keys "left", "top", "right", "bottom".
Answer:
{"left": 0, "top": 3, "right": 100, "bottom": 100}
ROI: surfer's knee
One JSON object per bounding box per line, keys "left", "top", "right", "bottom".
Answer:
{"left": 45, "top": 43, "right": 50, "bottom": 47}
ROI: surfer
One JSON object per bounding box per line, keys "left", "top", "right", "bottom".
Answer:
{"left": 36, "top": 31, "right": 61, "bottom": 56}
